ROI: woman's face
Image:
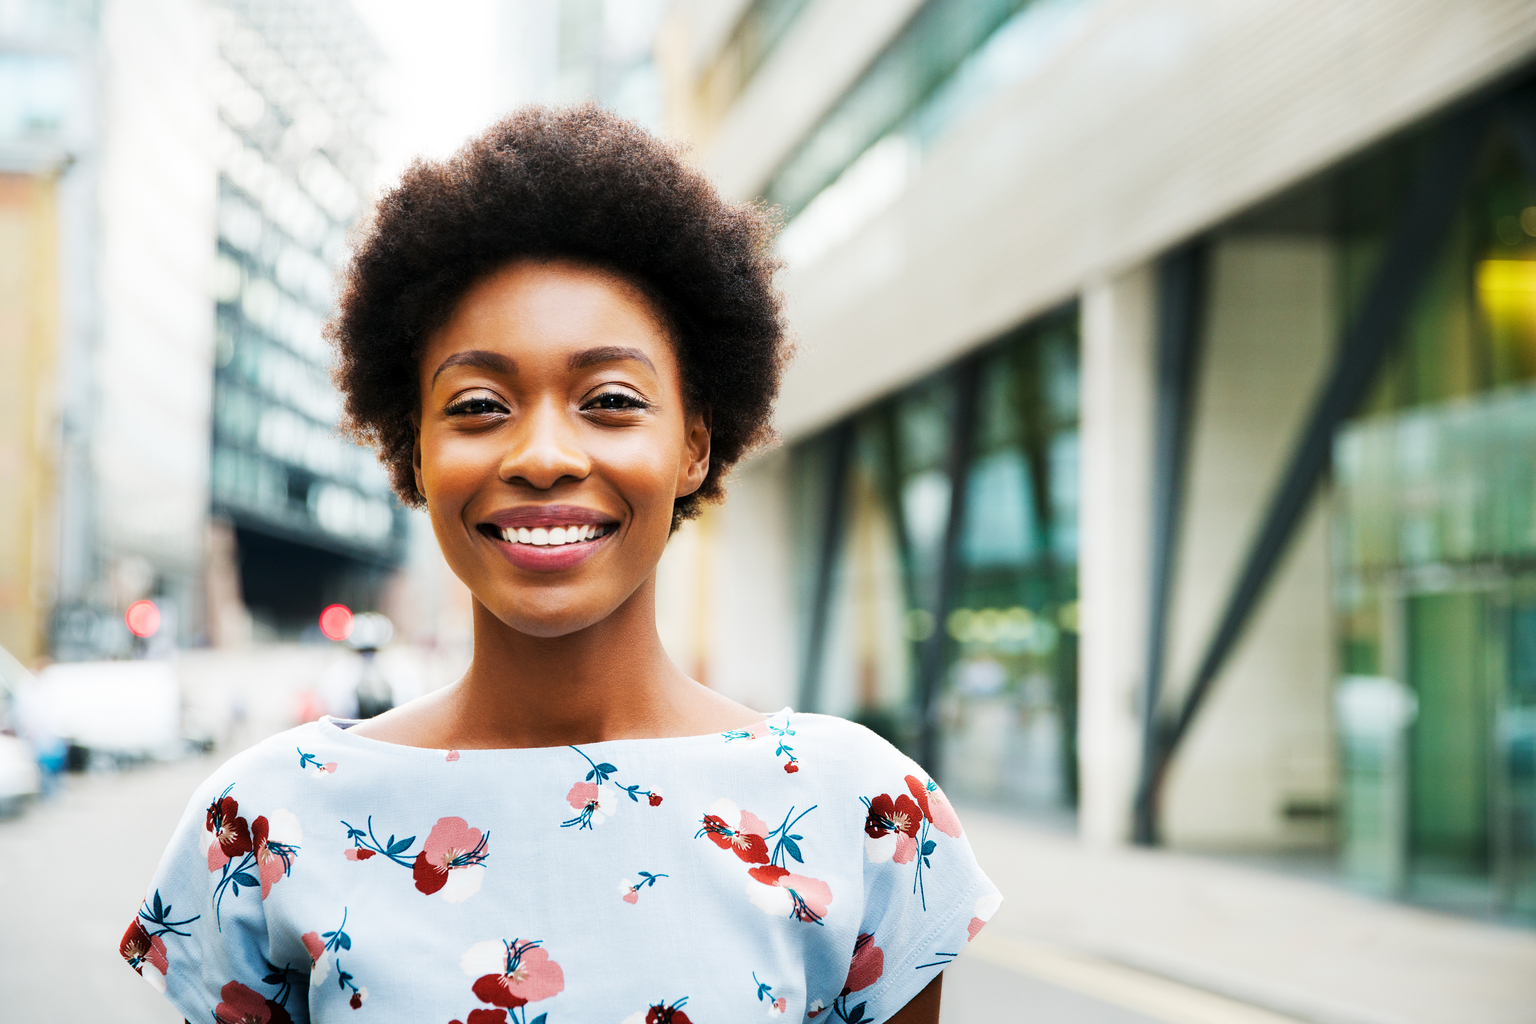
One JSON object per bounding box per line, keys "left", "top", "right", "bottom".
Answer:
{"left": 415, "top": 259, "right": 709, "bottom": 637}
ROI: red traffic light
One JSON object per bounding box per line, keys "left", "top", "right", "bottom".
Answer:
{"left": 319, "top": 604, "right": 354, "bottom": 641}
{"left": 126, "top": 599, "right": 161, "bottom": 638}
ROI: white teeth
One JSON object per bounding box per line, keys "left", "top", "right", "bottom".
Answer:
{"left": 499, "top": 524, "right": 607, "bottom": 546}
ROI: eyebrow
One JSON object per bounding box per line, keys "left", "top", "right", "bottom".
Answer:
{"left": 432, "top": 350, "right": 514, "bottom": 385}
{"left": 568, "top": 345, "right": 656, "bottom": 373}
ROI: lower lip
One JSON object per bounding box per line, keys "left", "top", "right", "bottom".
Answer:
{"left": 488, "top": 529, "right": 614, "bottom": 572}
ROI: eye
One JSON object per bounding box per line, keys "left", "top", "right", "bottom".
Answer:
{"left": 445, "top": 391, "right": 508, "bottom": 417}
{"left": 583, "top": 389, "right": 650, "bottom": 412}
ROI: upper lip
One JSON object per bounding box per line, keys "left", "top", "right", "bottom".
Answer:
{"left": 482, "top": 505, "right": 619, "bottom": 529}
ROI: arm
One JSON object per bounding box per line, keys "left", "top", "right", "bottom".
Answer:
{"left": 886, "top": 973, "right": 942, "bottom": 1024}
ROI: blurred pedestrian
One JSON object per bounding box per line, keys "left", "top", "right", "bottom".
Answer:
{"left": 118, "top": 105, "right": 998, "bottom": 1024}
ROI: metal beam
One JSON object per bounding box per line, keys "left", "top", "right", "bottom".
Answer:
{"left": 916, "top": 356, "right": 983, "bottom": 778}
{"left": 1144, "top": 99, "right": 1496, "bottom": 816}
{"left": 1133, "top": 241, "right": 1208, "bottom": 845}
{"left": 798, "top": 419, "right": 855, "bottom": 713}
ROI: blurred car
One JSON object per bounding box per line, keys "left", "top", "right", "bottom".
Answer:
{"left": 18, "top": 658, "right": 182, "bottom": 765}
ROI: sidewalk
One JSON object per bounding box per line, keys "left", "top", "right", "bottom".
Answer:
{"left": 959, "top": 806, "right": 1536, "bottom": 1024}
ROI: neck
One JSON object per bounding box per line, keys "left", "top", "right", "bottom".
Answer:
{"left": 452, "top": 574, "right": 693, "bottom": 747}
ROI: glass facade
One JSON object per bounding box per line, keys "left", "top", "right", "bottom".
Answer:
{"left": 793, "top": 309, "right": 1080, "bottom": 812}
{"left": 1322, "top": 125, "right": 1536, "bottom": 920}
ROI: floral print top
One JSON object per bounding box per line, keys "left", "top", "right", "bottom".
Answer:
{"left": 122, "top": 709, "right": 1001, "bottom": 1024}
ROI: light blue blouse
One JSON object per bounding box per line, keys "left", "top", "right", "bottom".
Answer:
{"left": 120, "top": 709, "right": 1001, "bottom": 1024}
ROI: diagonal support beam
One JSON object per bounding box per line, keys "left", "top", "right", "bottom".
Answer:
{"left": 798, "top": 420, "right": 855, "bottom": 713}
{"left": 1137, "top": 99, "right": 1497, "bottom": 832}
{"left": 1133, "top": 241, "right": 1208, "bottom": 845}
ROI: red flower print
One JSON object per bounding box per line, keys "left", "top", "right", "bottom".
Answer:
{"left": 841, "top": 932, "right": 885, "bottom": 996}
{"left": 350, "top": 988, "right": 367, "bottom": 1009}
{"left": 119, "top": 919, "right": 168, "bottom": 991}
{"left": 412, "top": 816, "right": 488, "bottom": 901}
{"left": 648, "top": 790, "right": 664, "bottom": 806}
{"left": 905, "top": 774, "right": 962, "bottom": 838}
{"left": 251, "top": 809, "right": 302, "bottom": 899}
{"left": 344, "top": 847, "right": 376, "bottom": 861}
{"left": 451, "top": 1012, "right": 507, "bottom": 1024}
{"left": 784, "top": 761, "right": 799, "bottom": 773}
{"left": 864, "top": 792, "right": 923, "bottom": 863}
{"left": 204, "top": 794, "right": 253, "bottom": 870}
{"left": 746, "top": 865, "right": 832, "bottom": 924}
{"left": 462, "top": 938, "right": 564, "bottom": 1009}
{"left": 698, "top": 798, "right": 770, "bottom": 864}
{"left": 213, "top": 980, "right": 293, "bottom": 1024}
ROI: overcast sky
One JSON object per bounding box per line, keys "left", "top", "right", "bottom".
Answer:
{"left": 351, "top": 0, "right": 506, "bottom": 191}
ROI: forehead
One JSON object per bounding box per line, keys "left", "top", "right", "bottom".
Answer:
{"left": 425, "top": 259, "right": 673, "bottom": 364}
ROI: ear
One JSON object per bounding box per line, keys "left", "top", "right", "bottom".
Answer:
{"left": 411, "top": 411, "right": 426, "bottom": 501}
{"left": 675, "top": 407, "right": 711, "bottom": 499}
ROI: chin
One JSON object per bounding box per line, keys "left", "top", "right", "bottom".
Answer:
{"left": 489, "top": 598, "right": 617, "bottom": 639}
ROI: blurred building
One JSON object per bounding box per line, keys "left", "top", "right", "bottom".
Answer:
{"left": 204, "top": 0, "right": 401, "bottom": 639}
{"left": 657, "top": 0, "right": 1536, "bottom": 923}
{"left": 497, "top": 0, "right": 667, "bottom": 126}
{"left": 0, "top": 0, "right": 395, "bottom": 663}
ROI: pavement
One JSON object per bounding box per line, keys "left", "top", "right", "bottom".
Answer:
{"left": 2, "top": 756, "right": 1532, "bottom": 1023}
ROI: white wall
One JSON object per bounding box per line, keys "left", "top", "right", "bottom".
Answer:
{"left": 1159, "top": 236, "right": 1339, "bottom": 850}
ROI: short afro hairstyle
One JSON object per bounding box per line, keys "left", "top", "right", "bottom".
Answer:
{"left": 328, "top": 103, "right": 789, "bottom": 529}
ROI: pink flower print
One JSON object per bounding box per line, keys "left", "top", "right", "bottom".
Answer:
{"left": 619, "top": 870, "right": 667, "bottom": 903}
{"left": 297, "top": 748, "right": 337, "bottom": 776}
{"left": 302, "top": 930, "right": 330, "bottom": 988}
{"left": 863, "top": 792, "right": 923, "bottom": 864}
{"left": 461, "top": 938, "right": 564, "bottom": 1009}
{"left": 446, "top": 749, "right": 461, "bottom": 762}
{"left": 841, "top": 932, "right": 884, "bottom": 995}
{"left": 119, "top": 919, "right": 167, "bottom": 992}
{"left": 413, "top": 816, "right": 488, "bottom": 901}
{"left": 969, "top": 891, "right": 1003, "bottom": 941}
{"left": 563, "top": 781, "right": 616, "bottom": 829}
{"left": 344, "top": 847, "right": 376, "bottom": 861}
{"left": 213, "top": 979, "right": 293, "bottom": 1024}
{"left": 252, "top": 809, "right": 301, "bottom": 899}
{"left": 770, "top": 996, "right": 787, "bottom": 1015}
{"left": 746, "top": 865, "right": 832, "bottom": 924}
{"left": 202, "top": 791, "right": 253, "bottom": 871}
{"left": 906, "top": 774, "right": 962, "bottom": 837}
{"left": 698, "top": 798, "right": 771, "bottom": 864}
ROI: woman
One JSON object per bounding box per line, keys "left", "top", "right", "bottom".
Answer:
{"left": 120, "top": 105, "right": 1000, "bottom": 1024}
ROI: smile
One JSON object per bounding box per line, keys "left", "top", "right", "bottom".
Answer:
{"left": 491, "top": 524, "right": 614, "bottom": 546}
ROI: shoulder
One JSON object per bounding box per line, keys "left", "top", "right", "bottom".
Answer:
{"left": 181, "top": 721, "right": 333, "bottom": 809}
{"left": 783, "top": 713, "right": 930, "bottom": 789}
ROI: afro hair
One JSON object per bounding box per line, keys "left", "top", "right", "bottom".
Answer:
{"left": 327, "top": 103, "right": 789, "bottom": 529}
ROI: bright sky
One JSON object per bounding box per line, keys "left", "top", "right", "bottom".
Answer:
{"left": 351, "top": 0, "right": 507, "bottom": 191}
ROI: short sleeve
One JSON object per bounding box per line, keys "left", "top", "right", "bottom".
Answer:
{"left": 118, "top": 765, "right": 311, "bottom": 1024}
{"left": 839, "top": 752, "right": 1002, "bottom": 1024}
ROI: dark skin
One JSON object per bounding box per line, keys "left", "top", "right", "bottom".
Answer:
{"left": 346, "top": 258, "right": 942, "bottom": 1023}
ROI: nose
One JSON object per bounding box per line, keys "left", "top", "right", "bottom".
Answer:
{"left": 498, "top": 397, "right": 591, "bottom": 490}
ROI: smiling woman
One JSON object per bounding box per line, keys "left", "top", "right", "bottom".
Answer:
{"left": 121, "top": 105, "right": 996, "bottom": 1024}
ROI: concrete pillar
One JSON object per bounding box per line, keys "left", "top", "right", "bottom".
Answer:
{"left": 1077, "top": 264, "right": 1157, "bottom": 847}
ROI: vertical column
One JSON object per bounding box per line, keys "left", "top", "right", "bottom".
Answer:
{"left": 1078, "top": 265, "right": 1157, "bottom": 847}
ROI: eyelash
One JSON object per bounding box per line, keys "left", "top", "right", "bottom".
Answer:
{"left": 584, "top": 391, "right": 650, "bottom": 412}
{"left": 445, "top": 397, "right": 506, "bottom": 417}
{"left": 443, "top": 391, "right": 649, "bottom": 417}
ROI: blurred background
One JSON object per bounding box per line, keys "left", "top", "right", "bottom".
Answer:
{"left": 3, "top": 0, "right": 1536, "bottom": 1021}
